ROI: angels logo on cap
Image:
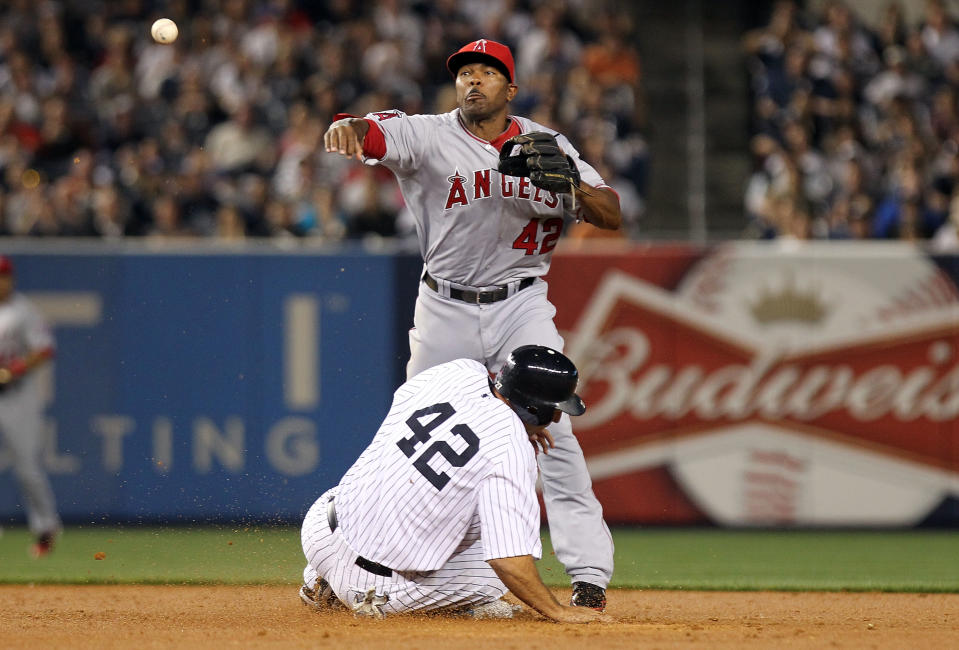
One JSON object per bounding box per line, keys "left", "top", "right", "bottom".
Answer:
{"left": 446, "top": 39, "right": 515, "bottom": 83}
{"left": 0, "top": 255, "right": 13, "bottom": 275}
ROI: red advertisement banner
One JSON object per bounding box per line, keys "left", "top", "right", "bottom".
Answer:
{"left": 550, "top": 242, "right": 959, "bottom": 526}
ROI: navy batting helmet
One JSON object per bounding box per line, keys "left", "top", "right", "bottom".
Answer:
{"left": 495, "top": 345, "right": 586, "bottom": 426}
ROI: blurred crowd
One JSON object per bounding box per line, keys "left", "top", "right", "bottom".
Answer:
{"left": 0, "top": 0, "right": 646, "bottom": 243}
{"left": 743, "top": 0, "right": 959, "bottom": 250}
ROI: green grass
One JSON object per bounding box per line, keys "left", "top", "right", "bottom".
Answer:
{"left": 1, "top": 526, "right": 957, "bottom": 591}
{"left": 541, "top": 529, "right": 959, "bottom": 592}
{"left": 0, "top": 525, "right": 302, "bottom": 584}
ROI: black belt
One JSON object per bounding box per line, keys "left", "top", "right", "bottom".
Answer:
{"left": 423, "top": 272, "right": 535, "bottom": 304}
{"left": 327, "top": 498, "right": 393, "bottom": 578}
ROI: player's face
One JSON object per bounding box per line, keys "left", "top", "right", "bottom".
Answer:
{"left": 455, "top": 63, "right": 516, "bottom": 121}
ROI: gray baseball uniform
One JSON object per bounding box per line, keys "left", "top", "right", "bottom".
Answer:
{"left": 300, "top": 358, "right": 541, "bottom": 614}
{"left": 0, "top": 291, "right": 59, "bottom": 538}
{"left": 352, "top": 107, "right": 614, "bottom": 588}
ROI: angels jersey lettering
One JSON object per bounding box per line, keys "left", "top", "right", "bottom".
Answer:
{"left": 363, "top": 109, "right": 608, "bottom": 288}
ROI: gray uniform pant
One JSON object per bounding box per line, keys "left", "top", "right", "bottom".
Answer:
{"left": 406, "top": 278, "right": 614, "bottom": 588}
{"left": 0, "top": 378, "right": 60, "bottom": 536}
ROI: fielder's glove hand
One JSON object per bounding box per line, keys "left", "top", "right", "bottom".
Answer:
{"left": 0, "top": 360, "right": 27, "bottom": 393}
{"left": 0, "top": 368, "right": 13, "bottom": 393}
{"left": 498, "top": 132, "right": 581, "bottom": 195}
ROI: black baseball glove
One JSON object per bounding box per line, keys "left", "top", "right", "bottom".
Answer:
{"left": 498, "top": 132, "right": 581, "bottom": 194}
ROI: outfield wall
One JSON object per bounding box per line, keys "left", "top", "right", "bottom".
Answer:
{"left": 0, "top": 245, "right": 420, "bottom": 523}
{"left": 0, "top": 241, "right": 956, "bottom": 526}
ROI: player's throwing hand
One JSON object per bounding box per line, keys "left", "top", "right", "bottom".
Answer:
{"left": 324, "top": 117, "right": 368, "bottom": 160}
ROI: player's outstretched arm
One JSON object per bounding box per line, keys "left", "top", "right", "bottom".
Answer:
{"left": 324, "top": 117, "right": 370, "bottom": 160}
{"left": 488, "top": 555, "right": 605, "bottom": 623}
{"left": 577, "top": 185, "right": 622, "bottom": 230}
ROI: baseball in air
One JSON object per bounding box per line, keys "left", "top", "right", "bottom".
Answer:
{"left": 151, "top": 18, "right": 178, "bottom": 44}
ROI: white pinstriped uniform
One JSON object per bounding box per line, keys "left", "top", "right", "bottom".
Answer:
{"left": 301, "top": 358, "right": 541, "bottom": 613}
{"left": 0, "top": 293, "right": 59, "bottom": 536}
{"left": 359, "top": 107, "right": 614, "bottom": 588}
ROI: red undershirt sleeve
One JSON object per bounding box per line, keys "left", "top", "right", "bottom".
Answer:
{"left": 332, "top": 113, "right": 386, "bottom": 160}
{"left": 361, "top": 119, "right": 386, "bottom": 159}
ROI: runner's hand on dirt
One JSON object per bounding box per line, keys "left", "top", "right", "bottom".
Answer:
{"left": 550, "top": 605, "right": 609, "bottom": 624}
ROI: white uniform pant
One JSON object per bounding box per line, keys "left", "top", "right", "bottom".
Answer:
{"left": 0, "top": 379, "right": 60, "bottom": 536}
{"left": 301, "top": 488, "right": 507, "bottom": 614}
{"left": 406, "top": 279, "right": 614, "bottom": 588}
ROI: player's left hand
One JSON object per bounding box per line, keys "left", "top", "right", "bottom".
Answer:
{"left": 0, "top": 367, "right": 14, "bottom": 392}
{"left": 0, "top": 359, "right": 28, "bottom": 392}
{"left": 528, "top": 428, "right": 554, "bottom": 455}
{"left": 498, "top": 132, "right": 581, "bottom": 194}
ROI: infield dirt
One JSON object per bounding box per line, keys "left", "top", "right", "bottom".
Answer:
{"left": 2, "top": 585, "right": 957, "bottom": 649}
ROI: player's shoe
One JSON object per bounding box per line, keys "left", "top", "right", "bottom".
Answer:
{"left": 570, "top": 582, "right": 607, "bottom": 612}
{"left": 29, "top": 531, "right": 57, "bottom": 559}
{"left": 351, "top": 587, "right": 389, "bottom": 619}
{"left": 461, "top": 599, "right": 523, "bottom": 619}
{"left": 299, "top": 577, "right": 344, "bottom": 610}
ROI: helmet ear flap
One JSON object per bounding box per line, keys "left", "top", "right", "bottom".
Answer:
{"left": 507, "top": 398, "right": 555, "bottom": 427}
{"left": 510, "top": 403, "right": 541, "bottom": 426}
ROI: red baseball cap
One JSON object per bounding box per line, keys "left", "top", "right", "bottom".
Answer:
{"left": 446, "top": 39, "right": 515, "bottom": 83}
{"left": 0, "top": 255, "right": 12, "bottom": 275}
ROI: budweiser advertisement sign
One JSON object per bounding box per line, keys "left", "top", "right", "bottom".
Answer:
{"left": 551, "top": 242, "right": 959, "bottom": 526}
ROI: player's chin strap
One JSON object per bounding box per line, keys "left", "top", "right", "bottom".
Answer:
{"left": 507, "top": 399, "right": 556, "bottom": 427}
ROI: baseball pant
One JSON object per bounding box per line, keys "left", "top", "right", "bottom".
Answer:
{"left": 0, "top": 382, "right": 60, "bottom": 536}
{"left": 301, "top": 488, "right": 507, "bottom": 614}
{"left": 406, "top": 279, "right": 614, "bottom": 588}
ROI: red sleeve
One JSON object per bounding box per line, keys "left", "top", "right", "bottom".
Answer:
{"left": 361, "top": 119, "right": 386, "bottom": 159}
{"left": 332, "top": 113, "right": 386, "bottom": 160}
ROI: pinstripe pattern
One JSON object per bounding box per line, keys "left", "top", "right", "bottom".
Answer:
{"left": 302, "top": 490, "right": 507, "bottom": 613}
{"left": 300, "top": 358, "right": 542, "bottom": 613}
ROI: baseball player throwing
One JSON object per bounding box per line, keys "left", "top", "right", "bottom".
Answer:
{"left": 324, "top": 39, "right": 619, "bottom": 609}
{"left": 0, "top": 256, "right": 60, "bottom": 557}
{"left": 300, "top": 345, "right": 603, "bottom": 622}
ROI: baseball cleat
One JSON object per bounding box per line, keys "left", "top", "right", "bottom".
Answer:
{"left": 351, "top": 587, "right": 389, "bottom": 619}
{"left": 299, "top": 577, "right": 344, "bottom": 610}
{"left": 298, "top": 585, "right": 314, "bottom": 608}
{"left": 570, "top": 582, "right": 606, "bottom": 612}
{"left": 29, "top": 531, "right": 56, "bottom": 559}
